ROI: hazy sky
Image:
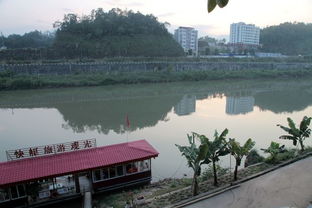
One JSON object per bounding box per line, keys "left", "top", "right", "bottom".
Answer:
{"left": 0, "top": 0, "right": 312, "bottom": 39}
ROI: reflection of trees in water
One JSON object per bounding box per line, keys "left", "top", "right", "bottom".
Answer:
{"left": 56, "top": 96, "right": 181, "bottom": 134}
{"left": 254, "top": 88, "right": 312, "bottom": 113}
{"left": 1, "top": 79, "right": 312, "bottom": 133}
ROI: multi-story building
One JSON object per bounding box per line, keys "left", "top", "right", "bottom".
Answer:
{"left": 174, "top": 27, "right": 198, "bottom": 56}
{"left": 230, "top": 22, "right": 260, "bottom": 46}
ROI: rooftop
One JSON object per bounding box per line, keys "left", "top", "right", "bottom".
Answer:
{"left": 0, "top": 139, "right": 159, "bottom": 186}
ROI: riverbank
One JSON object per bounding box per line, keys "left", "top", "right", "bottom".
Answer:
{"left": 94, "top": 148, "right": 312, "bottom": 208}
{"left": 1, "top": 68, "right": 312, "bottom": 90}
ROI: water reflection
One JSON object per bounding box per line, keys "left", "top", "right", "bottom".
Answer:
{"left": 1, "top": 79, "right": 312, "bottom": 180}
{"left": 1, "top": 79, "right": 312, "bottom": 133}
{"left": 226, "top": 96, "right": 255, "bottom": 115}
{"left": 174, "top": 95, "right": 196, "bottom": 116}
{"left": 254, "top": 90, "right": 312, "bottom": 113}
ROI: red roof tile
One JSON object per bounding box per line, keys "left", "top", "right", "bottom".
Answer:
{"left": 0, "top": 140, "right": 158, "bottom": 186}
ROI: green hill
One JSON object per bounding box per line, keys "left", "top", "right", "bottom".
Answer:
{"left": 52, "top": 8, "right": 184, "bottom": 58}
{"left": 260, "top": 22, "right": 312, "bottom": 55}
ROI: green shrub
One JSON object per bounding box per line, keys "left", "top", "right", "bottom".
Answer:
{"left": 302, "top": 146, "right": 312, "bottom": 154}
{"left": 200, "top": 164, "right": 229, "bottom": 181}
{"left": 275, "top": 149, "right": 296, "bottom": 162}
{"left": 244, "top": 149, "right": 265, "bottom": 167}
{"left": 0, "top": 70, "right": 15, "bottom": 78}
{"left": 265, "top": 149, "right": 297, "bottom": 164}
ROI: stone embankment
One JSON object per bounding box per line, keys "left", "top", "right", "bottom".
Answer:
{"left": 0, "top": 61, "right": 312, "bottom": 75}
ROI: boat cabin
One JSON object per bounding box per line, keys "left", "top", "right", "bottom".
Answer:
{"left": 0, "top": 139, "right": 158, "bottom": 208}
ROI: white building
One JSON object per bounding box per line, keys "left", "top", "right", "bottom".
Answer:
{"left": 174, "top": 27, "right": 198, "bottom": 56}
{"left": 230, "top": 22, "right": 260, "bottom": 46}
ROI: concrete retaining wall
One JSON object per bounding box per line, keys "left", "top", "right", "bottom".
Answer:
{"left": 0, "top": 62, "right": 311, "bottom": 75}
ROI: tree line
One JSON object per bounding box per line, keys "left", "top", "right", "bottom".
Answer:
{"left": 260, "top": 22, "right": 312, "bottom": 56}
{"left": 176, "top": 116, "right": 312, "bottom": 196}
{"left": 0, "top": 31, "right": 54, "bottom": 49}
{"left": 0, "top": 8, "right": 184, "bottom": 61}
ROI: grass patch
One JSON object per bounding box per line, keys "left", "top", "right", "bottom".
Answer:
{"left": 2, "top": 68, "right": 312, "bottom": 91}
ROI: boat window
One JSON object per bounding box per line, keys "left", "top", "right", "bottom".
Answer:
{"left": 139, "top": 159, "right": 150, "bottom": 171}
{"left": 116, "top": 165, "right": 124, "bottom": 176}
{"left": 102, "top": 168, "right": 109, "bottom": 179}
{"left": 0, "top": 188, "right": 10, "bottom": 202}
{"left": 126, "top": 162, "right": 138, "bottom": 174}
{"left": 17, "top": 185, "right": 26, "bottom": 197}
{"left": 109, "top": 167, "right": 116, "bottom": 178}
{"left": 10, "top": 186, "right": 19, "bottom": 199}
{"left": 94, "top": 170, "right": 101, "bottom": 181}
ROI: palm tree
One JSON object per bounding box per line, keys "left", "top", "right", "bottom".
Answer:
{"left": 277, "top": 116, "right": 312, "bottom": 151}
{"left": 228, "top": 138, "right": 255, "bottom": 181}
{"left": 197, "top": 129, "right": 230, "bottom": 186}
{"left": 175, "top": 133, "right": 209, "bottom": 196}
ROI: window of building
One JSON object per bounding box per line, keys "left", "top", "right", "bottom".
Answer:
{"left": 94, "top": 170, "right": 101, "bottom": 181}
{"left": 109, "top": 167, "right": 116, "bottom": 178}
{"left": 10, "top": 186, "right": 19, "bottom": 199}
{"left": 126, "top": 162, "right": 138, "bottom": 174}
{"left": 93, "top": 160, "right": 151, "bottom": 182}
{"left": 102, "top": 168, "right": 109, "bottom": 179}
{"left": 116, "top": 165, "right": 124, "bottom": 176}
{"left": 138, "top": 160, "right": 150, "bottom": 172}
{"left": 17, "top": 185, "right": 26, "bottom": 197}
{"left": 0, "top": 188, "right": 10, "bottom": 202}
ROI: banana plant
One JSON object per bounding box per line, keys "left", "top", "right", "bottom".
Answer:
{"left": 261, "top": 141, "right": 285, "bottom": 163}
{"left": 197, "top": 129, "right": 230, "bottom": 186}
{"left": 228, "top": 138, "right": 255, "bottom": 181}
{"left": 277, "top": 116, "right": 312, "bottom": 151}
{"left": 208, "top": 0, "right": 230, "bottom": 13}
{"left": 175, "top": 133, "right": 209, "bottom": 196}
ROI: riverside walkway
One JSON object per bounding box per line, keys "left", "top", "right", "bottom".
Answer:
{"left": 185, "top": 156, "right": 312, "bottom": 208}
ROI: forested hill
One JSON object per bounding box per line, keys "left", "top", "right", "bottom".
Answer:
{"left": 260, "top": 22, "right": 312, "bottom": 55}
{"left": 2, "top": 31, "right": 54, "bottom": 49}
{"left": 52, "top": 8, "right": 184, "bottom": 58}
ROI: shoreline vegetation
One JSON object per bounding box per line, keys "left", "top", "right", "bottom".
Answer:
{"left": 1, "top": 55, "right": 312, "bottom": 65}
{"left": 94, "top": 116, "right": 312, "bottom": 208}
{"left": 1, "top": 66, "right": 312, "bottom": 91}
{"left": 94, "top": 148, "right": 312, "bottom": 208}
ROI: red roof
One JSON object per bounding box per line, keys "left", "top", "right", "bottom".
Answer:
{"left": 0, "top": 140, "right": 159, "bottom": 186}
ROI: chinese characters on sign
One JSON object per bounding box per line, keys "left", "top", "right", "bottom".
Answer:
{"left": 29, "top": 148, "right": 38, "bottom": 156}
{"left": 44, "top": 146, "right": 53, "bottom": 154}
{"left": 84, "top": 140, "right": 92, "bottom": 148}
{"left": 14, "top": 149, "right": 24, "bottom": 158}
{"left": 6, "top": 139, "right": 96, "bottom": 161}
{"left": 57, "top": 144, "right": 65, "bottom": 153}
{"left": 71, "top": 141, "right": 80, "bottom": 150}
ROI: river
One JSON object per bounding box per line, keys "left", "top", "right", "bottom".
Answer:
{"left": 1, "top": 78, "right": 312, "bottom": 180}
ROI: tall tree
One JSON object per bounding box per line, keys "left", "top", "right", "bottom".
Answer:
{"left": 175, "top": 133, "right": 209, "bottom": 196}
{"left": 277, "top": 116, "right": 312, "bottom": 151}
{"left": 227, "top": 138, "right": 255, "bottom": 181}
{"left": 197, "top": 129, "right": 230, "bottom": 186}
